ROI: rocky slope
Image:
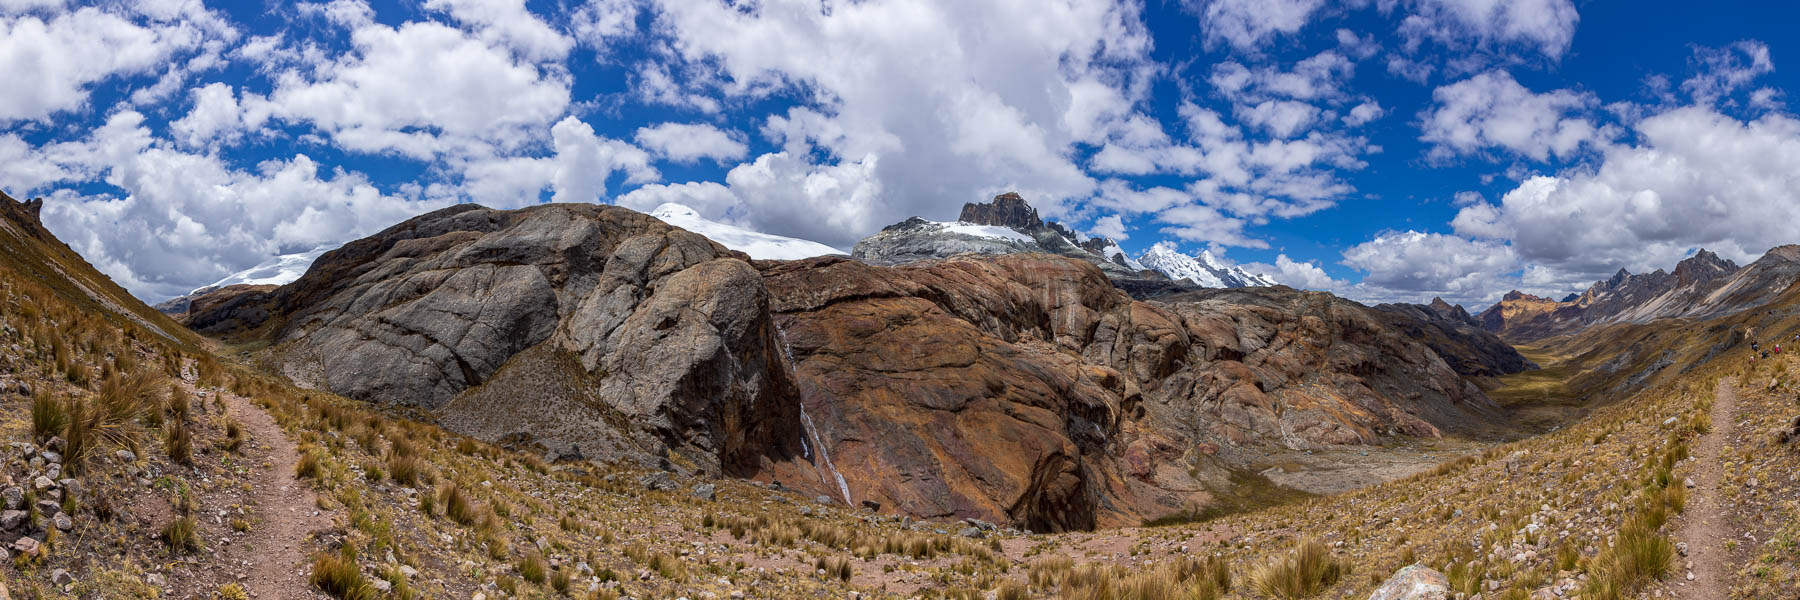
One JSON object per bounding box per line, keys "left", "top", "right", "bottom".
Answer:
{"left": 1372, "top": 297, "right": 1533, "bottom": 378}
{"left": 1480, "top": 248, "right": 1800, "bottom": 340}
{"left": 762, "top": 255, "right": 1506, "bottom": 529}
{"left": 851, "top": 193, "right": 1160, "bottom": 281}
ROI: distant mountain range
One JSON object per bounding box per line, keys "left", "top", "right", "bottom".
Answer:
{"left": 852, "top": 192, "right": 1278, "bottom": 289}
{"left": 1137, "top": 241, "right": 1277, "bottom": 288}
{"left": 1479, "top": 247, "right": 1800, "bottom": 340}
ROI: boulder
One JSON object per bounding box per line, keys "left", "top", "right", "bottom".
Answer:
{"left": 639, "top": 472, "right": 675, "bottom": 492}
{"left": 690, "top": 483, "right": 716, "bottom": 502}
{"left": 1368, "top": 565, "right": 1451, "bottom": 600}
{"left": 1773, "top": 415, "right": 1800, "bottom": 444}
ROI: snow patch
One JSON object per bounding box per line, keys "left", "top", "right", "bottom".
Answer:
{"left": 200, "top": 245, "right": 336, "bottom": 292}
{"left": 931, "top": 221, "right": 1036, "bottom": 243}
{"left": 650, "top": 203, "right": 844, "bottom": 261}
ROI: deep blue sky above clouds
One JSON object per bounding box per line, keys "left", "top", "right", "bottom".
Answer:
{"left": 4, "top": 0, "right": 1800, "bottom": 308}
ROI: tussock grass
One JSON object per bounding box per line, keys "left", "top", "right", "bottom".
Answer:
{"left": 518, "top": 553, "right": 547, "bottom": 584}
{"left": 160, "top": 516, "right": 201, "bottom": 553}
{"left": 310, "top": 547, "right": 377, "bottom": 600}
{"left": 164, "top": 419, "right": 192, "bottom": 465}
{"left": 296, "top": 446, "right": 323, "bottom": 479}
{"left": 1249, "top": 539, "right": 1343, "bottom": 600}
{"left": 31, "top": 390, "right": 66, "bottom": 442}
{"left": 387, "top": 454, "right": 424, "bottom": 487}
{"left": 442, "top": 484, "right": 478, "bottom": 526}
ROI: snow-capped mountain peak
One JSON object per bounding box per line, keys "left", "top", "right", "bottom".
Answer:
{"left": 649, "top": 203, "right": 843, "bottom": 261}
{"left": 1138, "top": 242, "right": 1276, "bottom": 288}
{"left": 1098, "top": 240, "right": 1147, "bottom": 271}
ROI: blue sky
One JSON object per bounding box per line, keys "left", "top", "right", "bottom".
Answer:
{"left": 4, "top": 0, "right": 1800, "bottom": 309}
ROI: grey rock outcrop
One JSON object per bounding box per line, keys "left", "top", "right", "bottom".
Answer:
{"left": 1367, "top": 565, "right": 1450, "bottom": 600}
{"left": 186, "top": 203, "right": 808, "bottom": 478}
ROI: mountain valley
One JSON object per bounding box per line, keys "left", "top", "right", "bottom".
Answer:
{"left": 0, "top": 191, "right": 1795, "bottom": 600}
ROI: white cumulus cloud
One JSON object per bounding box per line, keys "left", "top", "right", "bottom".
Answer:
{"left": 634, "top": 122, "right": 749, "bottom": 164}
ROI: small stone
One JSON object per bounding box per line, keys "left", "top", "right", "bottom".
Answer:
{"left": 50, "top": 568, "right": 72, "bottom": 586}
{"left": 861, "top": 500, "right": 882, "bottom": 512}
{"left": 959, "top": 527, "right": 985, "bottom": 539}
{"left": 0, "top": 510, "right": 26, "bottom": 530}
{"left": 1686, "top": 572, "right": 1696, "bottom": 581}
{"left": 815, "top": 495, "right": 833, "bottom": 505}
{"left": 56, "top": 479, "right": 77, "bottom": 500}
{"left": 1676, "top": 542, "right": 1689, "bottom": 556}
{"left": 115, "top": 449, "right": 136, "bottom": 463}
{"left": 42, "top": 464, "right": 59, "bottom": 481}
{"left": 372, "top": 580, "right": 392, "bottom": 593}
{"left": 691, "top": 483, "right": 716, "bottom": 501}
{"left": 472, "top": 594, "right": 486, "bottom": 600}
{"left": 2, "top": 487, "right": 20, "bottom": 510}
{"left": 399, "top": 565, "right": 418, "bottom": 579}
{"left": 32, "top": 476, "right": 53, "bottom": 491}
{"left": 43, "top": 437, "right": 63, "bottom": 453}
{"left": 12, "top": 536, "right": 39, "bottom": 556}
{"left": 145, "top": 574, "right": 166, "bottom": 587}
{"left": 41, "top": 450, "right": 60, "bottom": 464}
{"left": 1683, "top": 478, "right": 1696, "bottom": 489}
{"left": 52, "top": 512, "right": 71, "bottom": 531}
{"left": 35, "top": 500, "right": 59, "bottom": 515}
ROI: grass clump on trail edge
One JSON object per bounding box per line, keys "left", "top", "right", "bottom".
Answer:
{"left": 311, "top": 546, "right": 378, "bottom": 600}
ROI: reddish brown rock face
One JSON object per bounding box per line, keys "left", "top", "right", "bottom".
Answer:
{"left": 760, "top": 255, "right": 1499, "bottom": 531}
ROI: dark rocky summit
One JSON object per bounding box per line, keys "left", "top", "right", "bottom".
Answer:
{"left": 956, "top": 192, "right": 1041, "bottom": 229}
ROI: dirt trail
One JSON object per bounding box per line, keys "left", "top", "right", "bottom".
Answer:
{"left": 1674, "top": 378, "right": 1738, "bottom": 600}
{"left": 219, "top": 392, "right": 331, "bottom": 599}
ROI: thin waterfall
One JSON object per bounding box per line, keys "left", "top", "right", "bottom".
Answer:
{"left": 777, "top": 324, "right": 853, "bottom": 505}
